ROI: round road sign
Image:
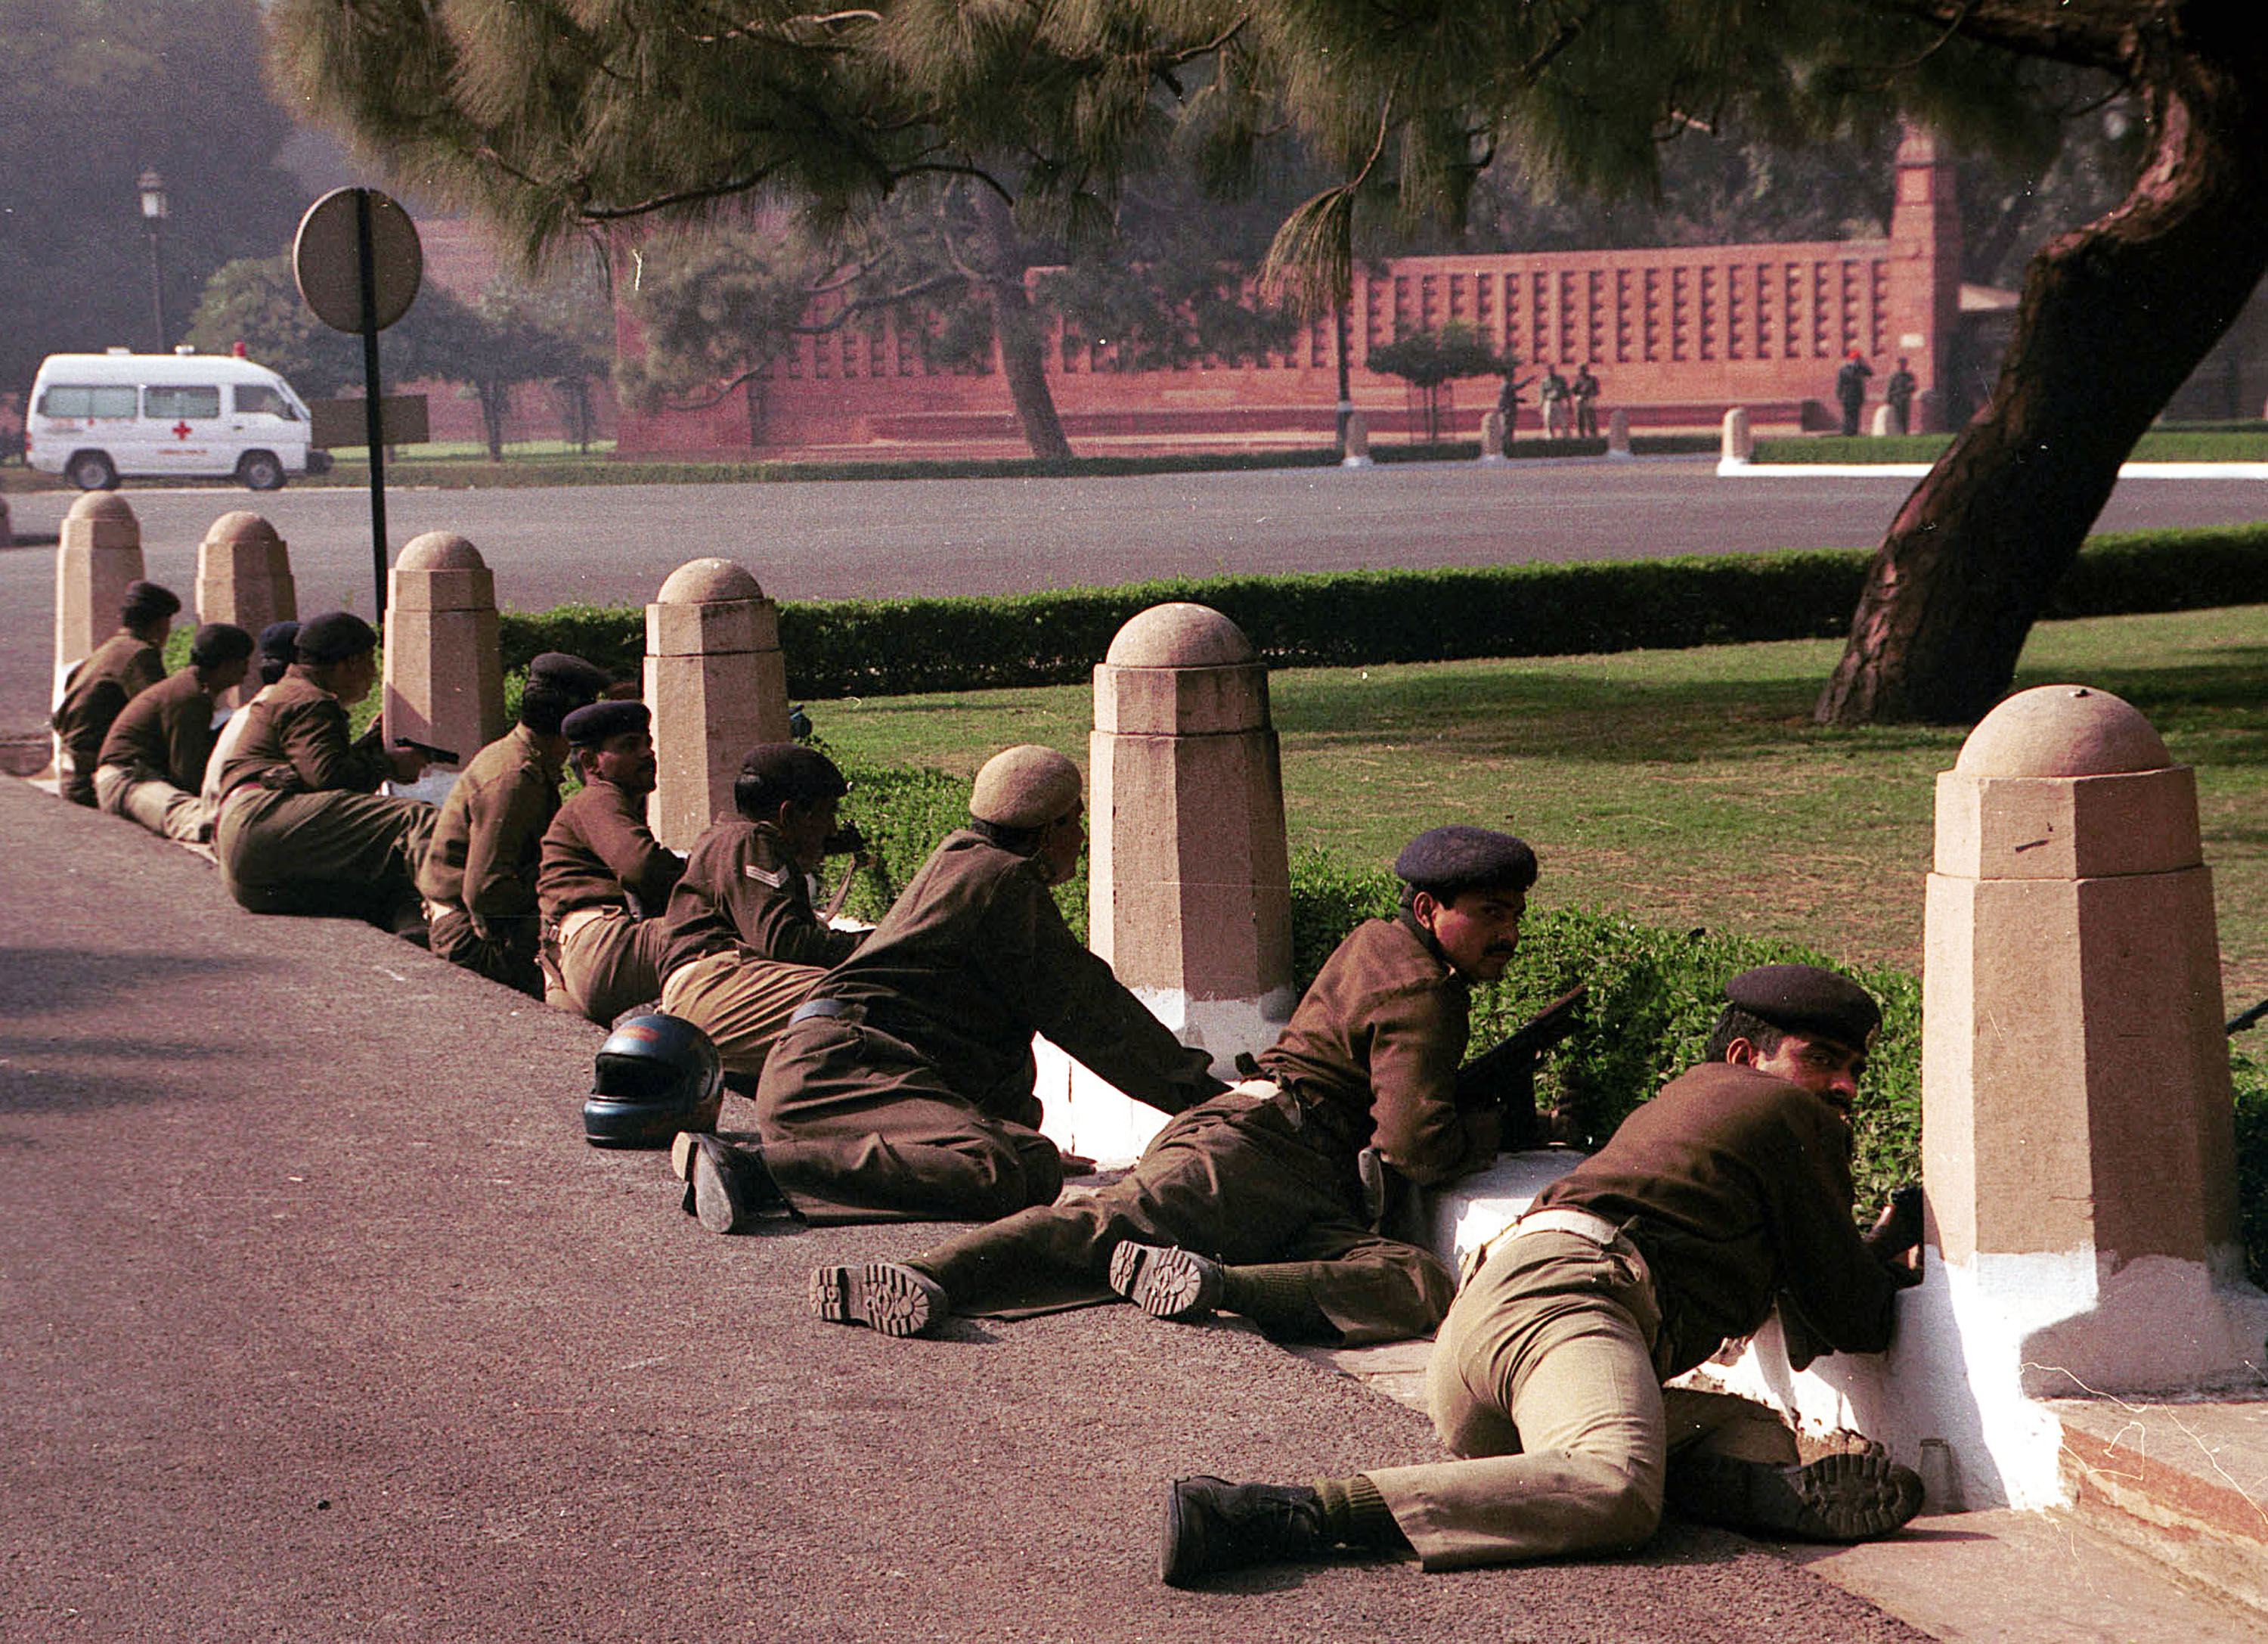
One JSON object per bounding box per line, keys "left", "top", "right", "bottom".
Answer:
{"left": 293, "top": 188, "right": 423, "bottom": 333}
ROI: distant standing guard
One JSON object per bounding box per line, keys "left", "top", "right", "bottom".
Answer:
{"left": 1571, "top": 364, "right": 1601, "bottom": 439}
{"left": 1538, "top": 368, "right": 1572, "bottom": 440}
{"left": 1883, "top": 358, "right": 1917, "bottom": 435}
{"left": 52, "top": 579, "right": 178, "bottom": 806}
{"left": 212, "top": 611, "right": 437, "bottom": 924}
{"left": 1495, "top": 373, "right": 1534, "bottom": 454}
{"left": 538, "top": 699, "right": 686, "bottom": 1025}
{"left": 1835, "top": 350, "right": 1873, "bottom": 438}
{"left": 680, "top": 745, "right": 1222, "bottom": 1233}
{"left": 93, "top": 622, "right": 253, "bottom": 842}
{"left": 417, "top": 653, "right": 615, "bottom": 995}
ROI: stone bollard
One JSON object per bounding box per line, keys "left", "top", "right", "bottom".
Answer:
{"left": 1341, "top": 411, "right": 1372, "bottom": 469}
{"left": 646, "top": 557, "right": 790, "bottom": 851}
{"left": 1871, "top": 402, "right": 1898, "bottom": 437}
{"left": 1478, "top": 410, "right": 1506, "bottom": 463}
{"left": 195, "top": 512, "right": 297, "bottom": 710}
{"left": 1606, "top": 408, "right": 1631, "bottom": 459}
{"left": 53, "top": 492, "right": 145, "bottom": 703}
{"left": 1718, "top": 407, "right": 1753, "bottom": 472}
{"left": 382, "top": 531, "right": 504, "bottom": 796}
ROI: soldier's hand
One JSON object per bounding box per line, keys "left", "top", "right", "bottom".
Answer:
{"left": 1058, "top": 1149, "right": 1098, "bottom": 1178}
{"left": 1864, "top": 1185, "right": 1925, "bottom": 1285}
{"left": 386, "top": 744, "right": 429, "bottom": 782}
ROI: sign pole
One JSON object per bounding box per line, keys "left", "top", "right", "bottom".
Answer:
{"left": 353, "top": 188, "right": 390, "bottom": 622}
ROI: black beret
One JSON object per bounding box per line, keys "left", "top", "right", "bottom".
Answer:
{"left": 257, "top": 620, "right": 302, "bottom": 664}
{"left": 562, "top": 699, "right": 649, "bottom": 746}
{"left": 121, "top": 579, "right": 181, "bottom": 622}
{"left": 296, "top": 610, "right": 378, "bottom": 664}
{"left": 1394, "top": 825, "right": 1538, "bottom": 896}
{"left": 737, "top": 743, "right": 847, "bottom": 804}
{"left": 527, "top": 652, "right": 613, "bottom": 702}
{"left": 1725, "top": 965, "right": 1881, "bottom": 1050}
{"left": 189, "top": 622, "right": 254, "bottom": 668}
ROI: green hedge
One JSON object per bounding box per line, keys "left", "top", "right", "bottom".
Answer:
{"left": 1754, "top": 429, "right": 2268, "bottom": 464}
{"left": 498, "top": 524, "right": 2268, "bottom": 699}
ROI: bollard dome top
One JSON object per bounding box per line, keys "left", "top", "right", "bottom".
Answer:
{"left": 65, "top": 491, "right": 135, "bottom": 525}
{"left": 1954, "top": 684, "right": 2171, "bottom": 778}
{"left": 204, "top": 510, "right": 280, "bottom": 545}
{"left": 1105, "top": 602, "right": 1255, "bottom": 667}
{"left": 657, "top": 557, "right": 764, "bottom": 605}
{"left": 398, "top": 530, "right": 485, "bottom": 570}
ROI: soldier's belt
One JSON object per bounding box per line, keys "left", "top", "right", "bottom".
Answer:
{"left": 1509, "top": 1206, "right": 1624, "bottom": 1247}
{"left": 555, "top": 905, "right": 626, "bottom": 945}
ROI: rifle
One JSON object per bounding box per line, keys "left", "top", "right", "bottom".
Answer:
{"left": 1454, "top": 985, "right": 1588, "bottom": 1150}
{"left": 2228, "top": 997, "right": 2268, "bottom": 1036}
{"left": 820, "top": 823, "right": 892, "bottom": 923}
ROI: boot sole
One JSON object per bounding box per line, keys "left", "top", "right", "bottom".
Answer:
{"left": 1108, "top": 1242, "right": 1215, "bottom": 1320}
{"left": 1681, "top": 1450, "right": 1923, "bottom": 1543}
{"left": 686, "top": 1136, "right": 748, "bottom": 1234}
{"left": 809, "top": 1262, "right": 945, "bottom": 1337}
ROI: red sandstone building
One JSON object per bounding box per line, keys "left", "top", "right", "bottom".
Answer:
{"left": 615, "top": 130, "right": 1969, "bottom": 460}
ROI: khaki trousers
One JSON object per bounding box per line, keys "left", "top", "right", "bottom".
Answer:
{"left": 215, "top": 787, "right": 436, "bottom": 922}
{"left": 553, "top": 907, "right": 670, "bottom": 1025}
{"left": 658, "top": 949, "right": 826, "bottom": 1078}
{"left": 94, "top": 762, "right": 215, "bottom": 842}
{"left": 1368, "top": 1225, "right": 1796, "bottom": 1571}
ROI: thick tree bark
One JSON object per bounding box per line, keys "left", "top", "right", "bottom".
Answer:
{"left": 971, "top": 188, "right": 1074, "bottom": 462}
{"left": 1816, "top": 19, "right": 2268, "bottom": 724}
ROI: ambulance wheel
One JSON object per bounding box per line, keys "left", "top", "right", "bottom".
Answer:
{"left": 237, "top": 451, "right": 287, "bottom": 492}
{"left": 67, "top": 451, "right": 118, "bottom": 492}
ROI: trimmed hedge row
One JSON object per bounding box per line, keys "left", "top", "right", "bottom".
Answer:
{"left": 498, "top": 523, "right": 2268, "bottom": 700}
{"left": 1754, "top": 428, "right": 2268, "bottom": 464}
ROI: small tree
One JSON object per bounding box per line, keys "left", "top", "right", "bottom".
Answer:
{"left": 1364, "top": 324, "right": 1511, "bottom": 442}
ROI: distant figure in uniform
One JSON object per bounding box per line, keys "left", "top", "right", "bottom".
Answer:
{"left": 1835, "top": 350, "right": 1873, "bottom": 438}
{"left": 1538, "top": 368, "right": 1572, "bottom": 440}
{"left": 200, "top": 621, "right": 299, "bottom": 817}
{"left": 1571, "top": 364, "right": 1601, "bottom": 439}
{"left": 809, "top": 825, "right": 1535, "bottom": 1342}
{"left": 52, "top": 579, "right": 179, "bottom": 806}
{"left": 651, "top": 743, "right": 869, "bottom": 1078}
{"left": 1883, "top": 358, "right": 1917, "bottom": 435}
{"left": 1156, "top": 964, "right": 1926, "bottom": 1587}
{"left": 1495, "top": 373, "right": 1535, "bottom": 454}
{"left": 416, "top": 653, "right": 614, "bottom": 996}
{"left": 538, "top": 699, "right": 686, "bottom": 1025}
{"left": 212, "top": 610, "right": 437, "bottom": 924}
{"left": 677, "top": 744, "right": 1221, "bottom": 1235}
{"left": 93, "top": 621, "right": 253, "bottom": 842}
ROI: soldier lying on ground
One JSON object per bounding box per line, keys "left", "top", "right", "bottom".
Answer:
{"left": 807, "top": 824, "right": 1535, "bottom": 1343}
{"left": 417, "top": 653, "right": 613, "bottom": 997}
{"left": 53, "top": 579, "right": 178, "bottom": 806}
{"left": 538, "top": 699, "right": 686, "bottom": 1025}
{"left": 211, "top": 610, "right": 437, "bottom": 925}
{"left": 93, "top": 621, "right": 252, "bottom": 842}
{"left": 675, "top": 744, "right": 1222, "bottom": 1233}
{"left": 1157, "top": 964, "right": 1926, "bottom": 1585}
{"left": 650, "top": 743, "right": 869, "bottom": 1080}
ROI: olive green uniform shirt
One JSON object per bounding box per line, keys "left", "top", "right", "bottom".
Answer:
{"left": 96, "top": 667, "right": 218, "bottom": 791}
{"left": 53, "top": 630, "right": 166, "bottom": 804}
{"left": 416, "top": 724, "right": 560, "bottom": 923}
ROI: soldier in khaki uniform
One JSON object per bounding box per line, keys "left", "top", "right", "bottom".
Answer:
{"left": 537, "top": 699, "right": 685, "bottom": 1025}
{"left": 679, "top": 745, "right": 1221, "bottom": 1246}
{"left": 810, "top": 826, "right": 1535, "bottom": 1344}
{"left": 212, "top": 611, "right": 437, "bottom": 923}
{"left": 415, "top": 653, "right": 612, "bottom": 995}
{"left": 1157, "top": 966, "right": 1927, "bottom": 1587}
{"left": 200, "top": 622, "right": 299, "bottom": 815}
{"left": 93, "top": 622, "right": 253, "bottom": 842}
{"left": 53, "top": 580, "right": 179, "bottom": 805}
{"left": 651, "top": 743, "right": 867, "bottom": 1077}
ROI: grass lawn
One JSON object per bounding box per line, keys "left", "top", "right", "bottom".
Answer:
{"left": 802, "top": 602, "right": 2268, "bottom": 1010}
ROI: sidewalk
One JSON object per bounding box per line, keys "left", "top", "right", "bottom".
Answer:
{"left": 2, "top": 770, "right": 2261, "bottom": 1642}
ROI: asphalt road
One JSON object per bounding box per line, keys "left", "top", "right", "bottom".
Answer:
{"left": 4, "top": 458, "right": 2262, "bottom": 738}
{"left": 0, "top": 774, "right": 1943, "bottom": 1642}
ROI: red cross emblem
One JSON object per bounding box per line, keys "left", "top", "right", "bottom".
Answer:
{"left": 172, "top": 421, "right": 192, "bottom": 440}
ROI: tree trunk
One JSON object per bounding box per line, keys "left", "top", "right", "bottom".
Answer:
{"left": 1815, "top": 38, "right": 2268, "bottom": 725}
{"left": 971, "top": 188, "right": 1074, "bottom": 462}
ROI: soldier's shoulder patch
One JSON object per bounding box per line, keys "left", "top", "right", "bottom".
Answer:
{"left": 743, "top": 862, "right": 790, "bottom": 889}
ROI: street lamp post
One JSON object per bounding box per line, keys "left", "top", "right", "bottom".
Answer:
{"left": 138, "top": 169, "right": 168, "bottom": 353}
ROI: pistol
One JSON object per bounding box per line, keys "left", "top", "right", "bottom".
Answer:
{"left": 392, "top": 737, "right": 460, "bottom": 766}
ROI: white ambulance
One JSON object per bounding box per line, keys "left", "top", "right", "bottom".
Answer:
{"left": 25, "top": 348, "right": 323, "bottom": 492}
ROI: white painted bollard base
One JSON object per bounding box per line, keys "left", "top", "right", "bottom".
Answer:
{"left": 1035, "top": 987, "right": 1296, "bottom": 1168}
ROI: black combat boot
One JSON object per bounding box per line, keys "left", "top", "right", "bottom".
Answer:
{"left": 672, "top": 1132, "right": 788, "bottom": 1233}
{"left": 808, "top": 1261, "right": 947, "bottom": 1337}
{"left": 1108, "top": 1242, "right": 1224, "bottom": 1320}
{"left": 1160, "top": 1475, "right": 1328, "bottom": 1587}
{"left": 1666, "top": 1450, "right": 1925, "bottom": 1543}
